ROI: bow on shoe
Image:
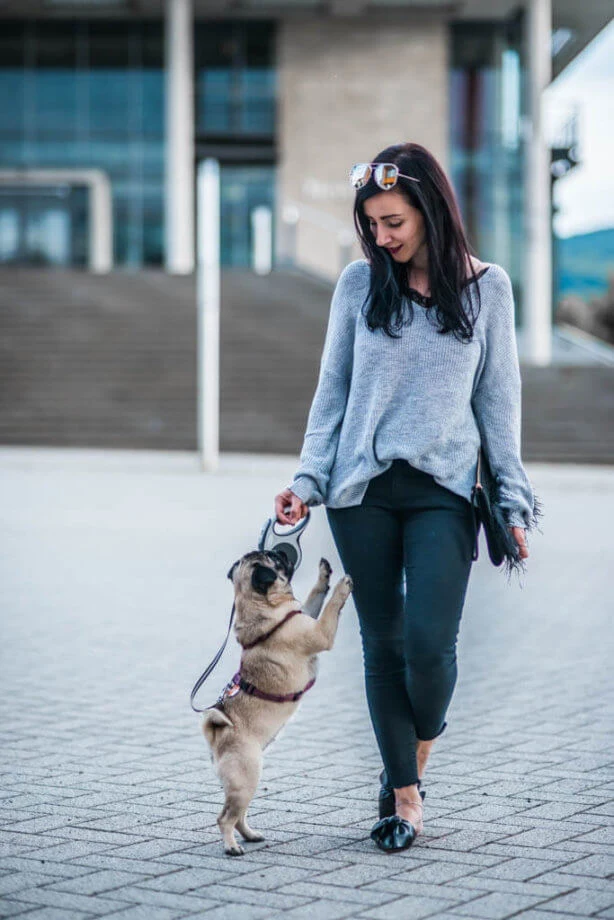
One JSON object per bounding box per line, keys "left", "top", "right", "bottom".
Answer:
{"left": 370, "top": 814, "right": 417, "bottom": 852}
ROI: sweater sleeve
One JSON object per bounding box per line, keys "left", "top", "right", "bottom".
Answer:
{"left": 286, "top": 261, "right": 363, "bottom": 506}
{"left": 470, "top": 266, "right": 540, "bottom": 530}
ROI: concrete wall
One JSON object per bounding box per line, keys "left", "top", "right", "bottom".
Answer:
{"left": 277, "top": 14, "right": 449, "bottom": 282}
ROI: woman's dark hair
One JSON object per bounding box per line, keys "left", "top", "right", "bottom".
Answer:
{"left": 354, "top": 142, "right": 481, "bottom": 341}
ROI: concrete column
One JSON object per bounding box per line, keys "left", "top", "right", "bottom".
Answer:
{"left": 165, "top": 0, "right": 195, "bottom": 274}
{"left": 196, "top": 159, "right": 220, "bottom": 472}
{"left": 251, "top": 206, "right": 273, "bottom": 276}
{"left": 89, "top": 171, "right": 113, "bottom": 274}
{"left": 277, "top": 15, "right": 448, "bottom": 282}
{"left": 524, "top": 0, "right": 552, "bottom": 365}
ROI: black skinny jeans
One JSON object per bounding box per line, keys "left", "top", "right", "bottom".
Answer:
{"left": 326, "top": 459, "right": 476, "bottom": 788}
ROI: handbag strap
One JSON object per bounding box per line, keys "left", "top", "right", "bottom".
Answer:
{"left": 470, "top": 447, "right": 482, "bottom": 561}
{"left": 190, "top": 601, "right": 236, "bottom": 713}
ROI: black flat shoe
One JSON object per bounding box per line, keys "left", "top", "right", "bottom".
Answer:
{"left": 379, "top": 770, "right": 426, "bottom": 819}
{"left": 370, "top": 814, "right": 418, "bottom": 852}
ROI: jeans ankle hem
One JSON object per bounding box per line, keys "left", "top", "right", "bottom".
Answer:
{"left": 383, "top": 773, "right": 421, "bottom": 789}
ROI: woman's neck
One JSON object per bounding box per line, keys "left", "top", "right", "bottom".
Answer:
{"left": 406, "top": 257, "right": 429, "bottom": 294}
{"left": 406, "top": 253, "right": 486, "bottom": 296}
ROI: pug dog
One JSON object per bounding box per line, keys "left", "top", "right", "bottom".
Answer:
{"left": 201, "top": 550, "right": 353, "bottom": 855}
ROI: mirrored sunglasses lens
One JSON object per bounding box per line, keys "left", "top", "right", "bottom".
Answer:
{"left": 350, "top": 163, "right": 371, "bottom": 189}
{"left": 374, "top": 164, "right": 398, "bottom": 189}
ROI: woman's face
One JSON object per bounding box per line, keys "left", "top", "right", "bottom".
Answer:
{"left": 363, "top": 190, "right": 426, "bottom": 263}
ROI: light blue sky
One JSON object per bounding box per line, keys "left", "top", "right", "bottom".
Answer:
{"left": 546, "top": 19, "right": 614, "bottom": 238}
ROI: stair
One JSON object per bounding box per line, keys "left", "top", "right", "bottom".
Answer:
{"left": 521, "top": 366, "right": 614, "bottom": 464}
{"left": 0, "top": 267, "right": 329, "bottom": 453}
{"left": 1, "top": 267, "right": 613, "bottom": 462}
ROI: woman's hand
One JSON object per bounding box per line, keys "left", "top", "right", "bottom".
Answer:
{"left": 510, "top": 526, "right": 529, "bottom": 560}
{"left": 275, "top": 489, "right": 309, "bottom": 526}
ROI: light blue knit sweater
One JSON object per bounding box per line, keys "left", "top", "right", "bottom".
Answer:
{"left": 287, "top": 259, "right": 539, "bottom": 530}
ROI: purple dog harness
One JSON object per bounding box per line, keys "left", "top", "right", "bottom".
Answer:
{"left": 215, "top": 609, "right": 316, "bottom": 708}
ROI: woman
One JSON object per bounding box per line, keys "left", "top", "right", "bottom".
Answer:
{"left": 274, "top": 142, "right": 540, "bottom": 853}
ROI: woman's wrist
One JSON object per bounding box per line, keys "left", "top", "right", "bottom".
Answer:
{"left": 286, "top": 476, "right": 318, "bottom": 506}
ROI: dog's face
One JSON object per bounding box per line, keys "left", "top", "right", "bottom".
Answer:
{"left": 227, "top": 550, "right": 294, "bottom": 599}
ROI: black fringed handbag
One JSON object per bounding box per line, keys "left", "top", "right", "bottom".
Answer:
{"left": 470, "top": 446, "right": 525, "bottom": 575}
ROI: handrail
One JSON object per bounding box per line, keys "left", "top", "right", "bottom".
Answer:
{"left": 283, "top": 200, "right": 351, "bottom": 236}
{"left": 279, "top": 200, "right": 355, "bottom": 278}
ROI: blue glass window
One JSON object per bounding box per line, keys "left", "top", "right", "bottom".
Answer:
{"left": 220, "top": 165, "right": 275, "bottom": 267}
{"left": 195, "top": 22, "right": 276, "bottom": 137}
{"left": 450, "top": 16, "right": 526, "bottom": 319}
{"left": 0, "top": 22, "right": 164, "bottom": 267}
{"left": 0, "top": 20, "right": 277, "bottom": 268}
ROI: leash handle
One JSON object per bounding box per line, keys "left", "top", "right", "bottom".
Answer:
{"left": 190, "top": 602, "right": 236, "bottom": 713}
{"left": 258, "top": 510, "right": 310, "bottom": 574}
{"left": 263, "top": 512, "right": 310, "bottom": 539}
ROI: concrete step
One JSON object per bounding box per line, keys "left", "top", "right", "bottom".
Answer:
{"left": 1, "top": 267, "right": 613, "bottom": 462}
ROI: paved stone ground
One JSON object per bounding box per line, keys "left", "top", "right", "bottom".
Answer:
{"left": 1, "top": 447, "right": 613, "bottom": 920}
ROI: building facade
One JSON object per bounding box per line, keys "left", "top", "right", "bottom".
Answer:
{"left": 0, "top": 1, "right": 608, "bottom": 359}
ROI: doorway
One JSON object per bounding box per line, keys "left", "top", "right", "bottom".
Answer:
{"left": 0, "top": 185, "right": 88, "bottom": 267}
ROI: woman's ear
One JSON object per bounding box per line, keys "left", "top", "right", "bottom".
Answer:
{"left": 251, "top": 564, "right": 278, "bottom": 596}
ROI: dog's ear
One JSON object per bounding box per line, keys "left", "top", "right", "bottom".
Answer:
{"left": 269, "top": 550, "right": 295, "bottom": 582}
{"left": 227, "top": 560, "right": 240, "bottom": 582}
{"left": 251, "top": 563, "right": 278, "bottom": 596}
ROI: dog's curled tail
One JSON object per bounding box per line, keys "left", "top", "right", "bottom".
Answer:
{"left": 202, "top": 707, "right": 233, "bottom": 744}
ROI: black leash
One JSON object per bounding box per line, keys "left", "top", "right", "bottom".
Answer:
{"left": 190, "top": 511, "right": 310, "bottom": 712}
{"left": 189, "top": 601, "right": 236, "bottom": 713}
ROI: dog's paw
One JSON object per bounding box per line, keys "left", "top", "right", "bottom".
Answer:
{"left": 225, "top": 844, "right": 245, "bottom": 856}
{"left": 317, "top": 558, "right": 332, "bottom": 589}
{"left": 333, "top": 574, "right": 353, "bottom": 604}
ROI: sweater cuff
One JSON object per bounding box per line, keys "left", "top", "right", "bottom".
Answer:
{"left": 505, "top": 492, "right": 544, "bottom": 531}
{"left": 506, "top": 513, "right": 527, "bottom": 529}
{"left": 287, "top": 475, "right": 323, "bottom": 507}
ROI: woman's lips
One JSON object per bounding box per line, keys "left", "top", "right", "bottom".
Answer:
{"left": 387, "top": 245, "right": 403, "bottom": 255}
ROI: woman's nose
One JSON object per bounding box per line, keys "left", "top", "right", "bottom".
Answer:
{"left": 376, "top": 228, "right": 392, "bottom": 247}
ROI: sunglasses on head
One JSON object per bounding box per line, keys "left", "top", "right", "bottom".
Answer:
{"left": 350, "top": 162, "right": 420, "bottom": 191}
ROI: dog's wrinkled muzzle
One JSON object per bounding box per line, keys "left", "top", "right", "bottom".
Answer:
{"left": 370, "top": 815, "right": 417, "bottom": 852}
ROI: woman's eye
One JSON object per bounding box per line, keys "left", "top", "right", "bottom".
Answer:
{"left": 369, "top": 222, "right": 402, "bottom": 230}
